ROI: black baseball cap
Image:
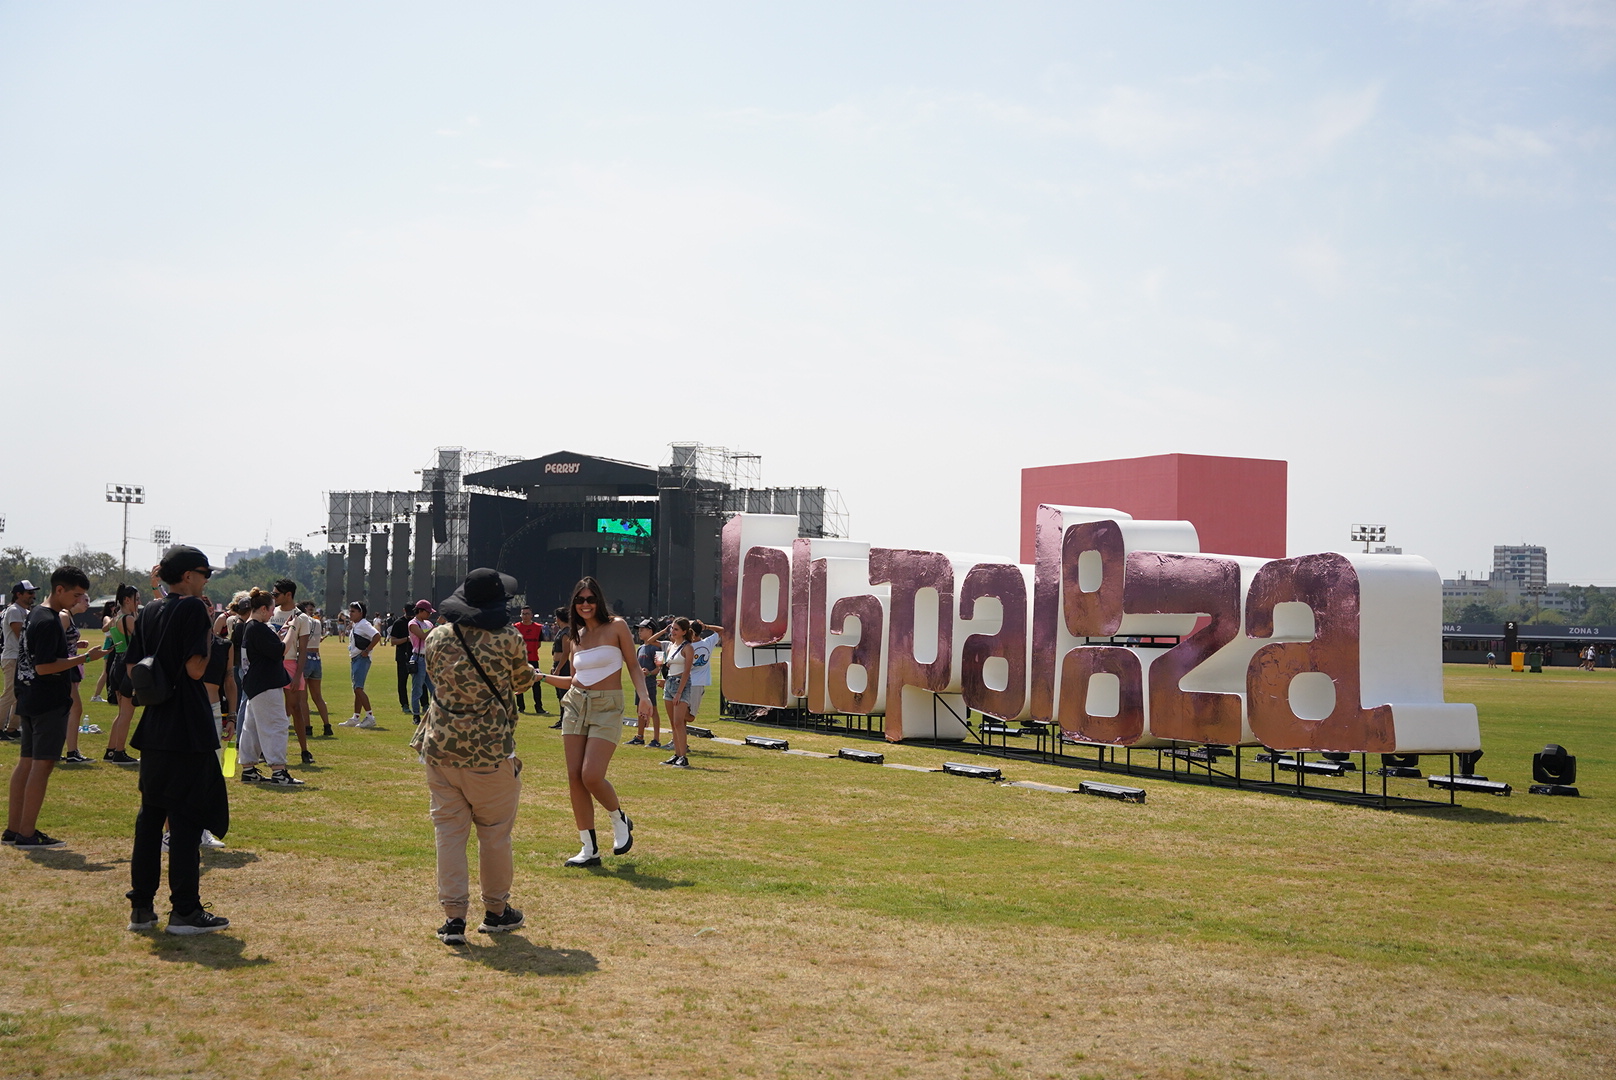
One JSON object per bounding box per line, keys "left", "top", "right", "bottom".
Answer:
{"left": 158, "top": 545, "right": 223, "bottom": 583}
{"left": 11, "top": 580, "right": 38, "bottom": 597}
{"left": 636, "top": 618, "right": 655, "bottom": 629}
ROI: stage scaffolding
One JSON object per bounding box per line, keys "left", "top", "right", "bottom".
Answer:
{"left": 660, "top": 441, "right": 849, "bottom": 539}
{"left": 325, "top": 446, "right": 520, "bottom": 609}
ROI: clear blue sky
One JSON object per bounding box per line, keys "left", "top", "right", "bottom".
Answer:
{"left": 2, "top": 2, "right": 1611, "bottom": 581}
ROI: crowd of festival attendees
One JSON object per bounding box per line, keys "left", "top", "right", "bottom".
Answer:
{"left": 2, "top": 548, "right": 721, "bottom": 943}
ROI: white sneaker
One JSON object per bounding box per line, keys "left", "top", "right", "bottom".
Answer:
{"left": 91, "top": 695, "right": 105, "bottom": 703}
{"left": 161, "top": 831, "right": 170, "bottom": 853}
{"left": 200, "top": 830, "right": 225, "bottom": 849}
{"left": 357, "top": 715, "right": 377, "bottom": 729}
{"left": 338, "top": 715, "right": 360, "bottom": 726}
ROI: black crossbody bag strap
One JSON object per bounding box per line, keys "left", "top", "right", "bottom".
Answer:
{"left": 450, "top": 623, "right": 512, "bottom": 720}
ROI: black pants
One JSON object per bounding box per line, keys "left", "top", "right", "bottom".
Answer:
{"left": 128, "top": 803, "right": 202, "bottom": 915}
{"left": 395, "top": 646, "right": 411, "bottom": 711}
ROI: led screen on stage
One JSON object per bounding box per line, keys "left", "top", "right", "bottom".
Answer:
{"left": 597, "top": 518, "right": 653, "bottom": 539}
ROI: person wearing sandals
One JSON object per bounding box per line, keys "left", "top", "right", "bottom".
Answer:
{"left": 411, "top": 568, "right": 535, "bottom": 945}
{"left": 535, "top": 577, "right": 653, "bottom": 868}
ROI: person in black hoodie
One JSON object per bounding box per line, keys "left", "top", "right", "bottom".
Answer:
{"left": 122, "top": 546, "right": 230, "bottom": 935}
{"left": 236, "top": 589, "right": 304, "bottom": 787}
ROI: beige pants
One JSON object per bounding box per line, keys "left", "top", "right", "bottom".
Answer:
{"left": 426, "top": 757, "right": 522, "bottom": 919}
{"left": 0, "top": 658, "right": 17, "bottom": 730}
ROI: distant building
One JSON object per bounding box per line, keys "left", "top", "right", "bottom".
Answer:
{"left": 1372, "top": 545, "right": 1402, "bottom": 555}
{"left": 225, "top": 545, "right": 272, "bottom": 568}
{"left": 1492, "top": 544, "right": 1547, "bottom": 590}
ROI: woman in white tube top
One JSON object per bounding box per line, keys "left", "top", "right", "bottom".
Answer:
{"left": 534, "top": 576, "right": 653, "bottom": 867}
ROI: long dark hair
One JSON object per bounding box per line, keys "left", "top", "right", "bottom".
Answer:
{"left": 567, "top": 576, "right": 614, "bottom": 638}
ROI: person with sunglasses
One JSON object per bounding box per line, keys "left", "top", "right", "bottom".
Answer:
{"left": 534, "top": 577, "right": 653, "bottom": 867}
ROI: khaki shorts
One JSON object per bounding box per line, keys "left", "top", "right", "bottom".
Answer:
{"left": 561, "top": 688, "right": 624, "bottom": 743}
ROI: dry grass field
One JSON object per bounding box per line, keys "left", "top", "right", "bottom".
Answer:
{"left": 1, "top": 642, "right": 1611, "bottom": 1080}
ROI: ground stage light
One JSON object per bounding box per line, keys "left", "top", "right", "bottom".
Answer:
{"left": 685, "top": 725, "right": 715, "bottom": 739}
{"left": 1078, "top": 781, "right": 1147, "bottom": 803}
{"left": 1276, "top": 759, "right": 1351, "bottom": 777}
{"left": 1375, "top": 753, "right": 1423, "bottom": 778}
{"left": 1530, "top": 744, "right": 1578, "bottom": 796}
{"left": 942, "top": 761, "right": 1002, "bottom": 780}
{"left": 1428, "top": 775, "right": 1512, "bottom": 796}
{"left": 837, "top": 747, "right": 885, "bottom": 764}
{"left": 980, "top": 723, "right": 1023, "bottom": 737}
{"left": 744, "top": 735, "right": 789, "bottom": 751}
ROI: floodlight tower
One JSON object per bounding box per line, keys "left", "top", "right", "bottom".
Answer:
{"left": 1350, "top": 524, "right": 1386, "bottom": 553}
{"left": 151, "top": 528, "right": 171, "bottom": 550}
{"left": 106, "top": 483, "right": 146, "bottom": 571}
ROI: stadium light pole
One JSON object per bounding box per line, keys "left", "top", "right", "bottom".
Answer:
{"left": 106, "top": 483, "right": 146, "bottom": 572}
{"left": 1350, "top": 524, "right": 1386, "bottom": 553}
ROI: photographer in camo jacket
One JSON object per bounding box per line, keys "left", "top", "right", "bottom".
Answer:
{"left": 409, "top": 568, "right": 535, "bottom": 945}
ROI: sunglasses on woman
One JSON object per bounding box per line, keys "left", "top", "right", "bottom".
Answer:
{"left": 574, "top": 595, "right": 597, "bottom": 605}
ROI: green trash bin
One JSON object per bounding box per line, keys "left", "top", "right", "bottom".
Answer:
{"left": 1528, "top": 651, "right": 1543, "bottom": 673}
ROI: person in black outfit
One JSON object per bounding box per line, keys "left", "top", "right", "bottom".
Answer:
{"left": 547, "top": 607, "right": 572, "bottom": 728}
{"left": 3, "top": 566, "right": 103, "bottom": 847}
{"left": 388, "top": 609, "right": 413, "bottom": 714}
{"left": 122, "top": 546, "right": 231, "bottom": 935}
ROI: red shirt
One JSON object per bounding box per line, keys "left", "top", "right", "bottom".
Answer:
{"left": 514, "top": 620, "right": 543, "bottom": 663}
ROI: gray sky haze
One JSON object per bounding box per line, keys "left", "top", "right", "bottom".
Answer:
{"left": 2, "top": 2, "right": 1611, "bottom": 580}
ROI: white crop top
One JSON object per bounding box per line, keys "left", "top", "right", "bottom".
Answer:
{"left": 664, "top": 644, "right": 689, "bottom": 678}
{"left": 571, "top": 645, "right": 621, "bottom": 687}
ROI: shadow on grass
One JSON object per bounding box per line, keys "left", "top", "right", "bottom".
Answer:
{"left": 21, "top": 849, "right": 117, "bottom": 873}
{"left": 585, "top": 862, "right": 696, "bottom": 891}
{"left": 201, "top": 849, "right": 261, "bottom": 873}
{"left": 451, "top": 936, "right": 598, "bottom": 976}
{"left": 1385, "top": 805, "right": 1557, "bottom": 825}
{"left": 147, "top": 933, "right": 273, "bottom": 970}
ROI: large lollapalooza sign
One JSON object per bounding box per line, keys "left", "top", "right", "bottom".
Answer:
{"left": 720, "top": 507, "right": 1480, "bottom": 754}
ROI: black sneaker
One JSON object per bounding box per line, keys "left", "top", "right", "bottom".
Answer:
{"left": 670, "top": 755, "right": 690, "bottom": 769}
{"left": 0, "top": 729, "right": 18, "bottom": 742}
{"left": 536, "top": 708, "right": 552, "bottom": 716}
{"left": 60, "top": 750, "right": 91, "bottom": 764}
{"left": 128, "top": 906, "right": 158, "bottom": 931}
{"left": 301, "top": 749, "right": 315, "bottom": 765}
{"left": 626, "top": 736, "right": 645, "bottom": 746}
{"left": 1, "top": 829, "right": 18, "bottom": 845}
{"left": 239, "top": 766, "right": 264, "bottom": 783}
{"left": 549, "top": 718, "right": 563, "bottom": 729}
{"left": 660, "top": 753, "right": 681, "bottom": 766}
{"left": 437, "top": 917, "right": 467, "bottom": 944}
{"left": 479, "top": 906, "right": 525, "bottom": 933}
{"left": 649, "top": 740, "right": 664, "bottom": 749}
{"left": 267, "top": 769, "right": 306, "bottom": 786}
{"left": 166, "top": 907, "right": 229, "bottom": 935}
{"left": 321, "top": 725, "right": 334, "bottom": 738}
{"left": 104, "top": 748, "right": 139, "bottom": 765}
{"left": 14, "top": 831, "right": 66, "bottom": 848}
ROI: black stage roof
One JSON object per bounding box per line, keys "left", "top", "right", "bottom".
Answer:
{"left": 465, "top": 451, "right": 658, "bottom": 495}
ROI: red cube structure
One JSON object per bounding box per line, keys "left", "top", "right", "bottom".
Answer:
{"left": 1019, "top": 453, "right": 1287, "bottom": 563}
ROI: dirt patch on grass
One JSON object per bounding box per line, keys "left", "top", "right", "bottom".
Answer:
{"left": 1, "top": 841, "right": 1609, "bottom": 1080}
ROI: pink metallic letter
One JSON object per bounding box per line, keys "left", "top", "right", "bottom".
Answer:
{"left": 826, "top": 594, "right": 884, "bottom": 716}
{"left": 1123, "top": 551, "right": 1242, "bottom": 745}
{"left": 869, "top": 549, "right": 954, "bottom": 743}
{"left": 1056, "top": 646, "right": 1144, "bottom": 745}
{"left": 1245, "top": 553, "right": 1394, "bottom": 752}
{"left": 719, "top": 517, "right": 788, "bottom": 707}
{"left": 960, "top": 564, "right": 1027, "bottom": 721}
{"left": 739, "top": 546, "right": 789, "bottom": 647}
{"left": 1029, "top": 505, "right": 1065, "bottom": 721}
{"left": 1061, "top": 520, "right": 1125, "bottom": 637}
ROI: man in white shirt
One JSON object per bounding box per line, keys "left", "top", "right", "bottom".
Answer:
{"left": 269, "top": 578, "right": 315, "bottom": 765}
{"left": 0, "top": 581, "right": 39, "bottom": 741}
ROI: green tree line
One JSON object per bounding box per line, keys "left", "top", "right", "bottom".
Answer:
{"left": 1444, "top": 585, "right": 1616, "bottom": 627}
{"left": 0, "top": 544, "right": 325, "bottom": 607}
